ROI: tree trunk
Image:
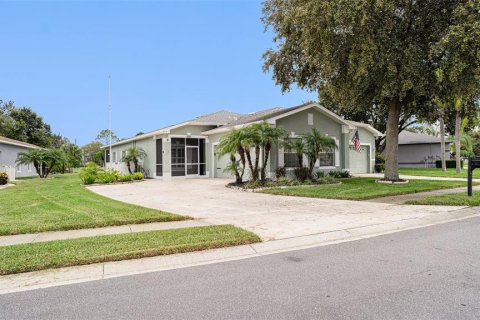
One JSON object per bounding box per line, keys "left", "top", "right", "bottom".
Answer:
{"left": 237, "top": 147, "right": 246, "bottom": 181}
{"left": 384, "top": 99, "right": 401, "bottom": 181}
{"left": 244, "top": 149, "right": 255, "bottom": 181}
{"left": 439, "top": 111, "right": 446, "bottom": 171}
{"left": 261, "top": 144, "right": 271, "bottom": 182}
{"left": 230, "top": 154, "right": 241, "bottom": 184}
{"left": 455, "top": 109, "right": 462, "bottom": 173}
{"left": 253, "top": 146, "right": 260, "bottom": 181}
{"left": 297, "top": 154, "right": 303, "bottom": 168}
{"left": 126, "top": 162, "right": 132, "bottom": 174}
{"left": 308, "top": 157, "right": 316, "bottom": 179}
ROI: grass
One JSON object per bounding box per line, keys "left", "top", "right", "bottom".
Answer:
{"left": 261, "top": 178, "right": 469, "bottom": 200}
{"left": 398, "top": 168, "right": 479, "bottom": 179}
{"left": 0, "top": 225, "right": 261, "bottom": 275}
{"left": 0, "top": 174, "right": 187, "bottom": 236}
{"left": 406, "top": 193, "right": 480, "bottom": 206}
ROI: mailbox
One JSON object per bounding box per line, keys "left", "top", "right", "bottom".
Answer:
{"left": 467, "top": 157, "right": 480, "bottom": 196}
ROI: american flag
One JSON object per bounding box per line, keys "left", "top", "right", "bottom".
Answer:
{"left": 352, "top": 130, "right": 361, "bottom": 152}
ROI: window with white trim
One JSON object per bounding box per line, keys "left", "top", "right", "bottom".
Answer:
{"left": 112, "top": 151, "right": 117, "bottom": 163}
{"left": 319, "top": 150, "right": 335, "bottom": 167}
{"left": 308, "top": 113, "right": 313, "bottom": 125}
{"left": 283, "top": 138, "right": 302, "bottom": 168}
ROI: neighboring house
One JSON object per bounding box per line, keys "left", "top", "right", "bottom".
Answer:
{"left": 105, "top": 102, "right": 382, "bottom": 179}
{"left": 0, "top": 136, "right": 40, "bottom": 180}
{"left": 398, "top": 131, "right": 451, "bottom": 168}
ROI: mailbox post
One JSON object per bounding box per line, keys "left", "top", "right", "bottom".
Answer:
{"left": 467, "top": 157, "right": 480, "bottom": 196}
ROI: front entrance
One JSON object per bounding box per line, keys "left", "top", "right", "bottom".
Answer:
{"left": 171, "top": 137, "right": 206, "bottom": 177}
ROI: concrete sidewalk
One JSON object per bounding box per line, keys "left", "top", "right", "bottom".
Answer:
{"left": 0, "top": 207, "right": 478, "bottom": 295}
{"left": 0, "top": 220, "right": 210, "bottom": 247}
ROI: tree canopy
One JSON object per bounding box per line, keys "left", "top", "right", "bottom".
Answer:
{"left": 262, "top": 0, "right": 479, "bottom": 180}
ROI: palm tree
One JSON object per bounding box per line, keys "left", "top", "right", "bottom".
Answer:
{"left": 284, "top": 138, "right": 305, "bottom": 168}
{"left": 304, "top": 128, "right": 336, "bottom": 179}
{"left": 123, "top": 147, "right": 147, "bottom": 173}
{"left": 217, "top": 129, "right": 247, "bottom": 183}
{"left": 16, "top": 149, "right": 44, "bottom": 178}
{"left": 249, "top": 122, "right": 286, "bottom": 182}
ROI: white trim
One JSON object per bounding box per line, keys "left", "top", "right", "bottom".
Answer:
{"left": 0, "top": 140, "right": 40, "bottom": 149}
{"left": 202, "top": 120, "right": 265, "bottom": 135}
{"left": 168, "top": 134, "right": 207, "bottom": 139}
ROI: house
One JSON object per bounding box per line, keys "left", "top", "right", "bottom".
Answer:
{"left": 0, "top": 136, "right": 40, "bottom": 180}
{"left": 398, "top": 131, "right": 451, "bottom": 168}
{"left": 105, "top": 102, "right": 382, "bottom": 179}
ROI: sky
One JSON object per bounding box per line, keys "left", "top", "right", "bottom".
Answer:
{"left": 0, "top": 0, "right": 316, "bottom": 146}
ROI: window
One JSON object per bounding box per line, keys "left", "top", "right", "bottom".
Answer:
{"left": 112, "top": 152, "right": 117, "bottom": 163}
{"left": 121, "top": 150, "right": 126, "bottom": 160}
{"left": 319, "top": 151, "right": 334, "bottom": 167}
{"left": 16, "top": 154, "right": 21, "bottom": 173}
{"left": 283, "top": 138, "right": 302, "bottom": 168}
{"left": 308, "top": 113, "right": 313, "bottom": 125}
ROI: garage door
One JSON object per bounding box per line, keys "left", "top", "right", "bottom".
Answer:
{"left": 349, "top": 145, "right": 370, "bottom": 173}
{"left": 213, "top": 145, "right": 233, "bottom": 178}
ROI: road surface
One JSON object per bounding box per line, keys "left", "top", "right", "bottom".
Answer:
{"left": 1, "top": 216, "right": 480, "bottom": 319}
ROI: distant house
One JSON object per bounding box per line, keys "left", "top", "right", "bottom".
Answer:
{"left": 0, "top": 136, "right": 40, "bottom": 180}
{"left": 105, "top": 102, "right": 382, "bottom": 179}
{"left": 398, "top": 131, "right": 450, "bottom": 168}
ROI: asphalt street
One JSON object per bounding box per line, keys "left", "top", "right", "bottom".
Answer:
{"left": 1, "top": 216, "right": 480, "bottom": 319}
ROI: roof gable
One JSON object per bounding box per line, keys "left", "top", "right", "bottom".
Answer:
{"left": 0, "top": 136, "right": 41, "bottom": 149}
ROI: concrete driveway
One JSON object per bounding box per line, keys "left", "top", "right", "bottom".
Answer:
{"left": 87, "top": 179, "right": 467, "bottom": 241}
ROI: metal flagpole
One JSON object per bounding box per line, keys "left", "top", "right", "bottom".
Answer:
{"left": 108, "top": 75, "right": 112, "bottom": 168}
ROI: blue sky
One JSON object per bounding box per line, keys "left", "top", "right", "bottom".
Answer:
{"left": 1, "top": 1, "right": 316, "bottom": 145}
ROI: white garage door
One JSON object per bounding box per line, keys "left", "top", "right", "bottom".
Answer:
{"left": 349, "top": 145, "right": 370, "bottom": 174}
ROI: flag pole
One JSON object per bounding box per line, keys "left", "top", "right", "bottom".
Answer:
{"left": 108, "top": 75, "right": 112, "bottom": 168}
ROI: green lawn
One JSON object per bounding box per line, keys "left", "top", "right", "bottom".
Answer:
{"left": 262, "top": 178, "right": 468, "bottom": 200}
{"left": 0, "top": 225, "right": 261, "bottom": 275}
{"left": 0, "top": 174, "right": 187, "bottom": 236}
{"left": 399, "top": 168, "right": 479, "bottom": 179}
{"left": 406, "top": 193, "right": 480, "bottom": 206}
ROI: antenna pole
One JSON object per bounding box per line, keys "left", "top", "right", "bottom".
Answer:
{"left": 108, "top": 75, "right": 112, "bottom": 168}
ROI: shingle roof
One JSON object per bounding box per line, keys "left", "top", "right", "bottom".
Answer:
{"left": 0, "top": 136, "right": 40, "bottom": 149}
{"left": 398, "top": 131, "right": 447, "bottom": 144}
{"left": 219, "top": 102, "right": 312, "bottom": 128}
{"left": 190, "top": 110, "right": 244, "bottom": 125}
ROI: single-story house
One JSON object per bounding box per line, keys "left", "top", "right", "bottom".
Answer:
{"left": 398, "top": 131, "right": 451, "bottom": 168}
{"left": 105, "top": 102, "right": 382, "bottom": 179}
{"left": 0, "top": 135, "right": 40, "bottom": 180}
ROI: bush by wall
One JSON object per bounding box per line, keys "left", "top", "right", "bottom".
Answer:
{"left": 293, "top": 167, "right": 310, "bottom": 182}
{"left": 435, "top": 159, "right": 464, "bottom": 169}
{"left": 0, "top": 172, "right": 8, "bottom": 185}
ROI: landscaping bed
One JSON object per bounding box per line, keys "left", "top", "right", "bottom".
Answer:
{"left": 0, "top": 225, "right": 261, "bottom": 275}
{"left": 261, "top": 178, "right": 469, "bottom": 200}
{"left": 0, "top": 174, "right": 187, "bottom": 236}
{"left": 227, "top": 176, "right": 339, "bottom": 191}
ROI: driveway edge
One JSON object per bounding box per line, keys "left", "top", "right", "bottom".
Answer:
{"left": 0, "top": 207, "right": 478, "bottom": 295}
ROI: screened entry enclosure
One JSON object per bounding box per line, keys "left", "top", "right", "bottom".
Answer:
{"left": 170, "top": 138, "right": 206, "bottom": 177}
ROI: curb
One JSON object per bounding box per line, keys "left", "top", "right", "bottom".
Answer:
{"left": 0, "top": 208, "right": 478, "bottom": 295}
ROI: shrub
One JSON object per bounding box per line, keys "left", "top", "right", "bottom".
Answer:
{"left": 245, "top": 180, "right": 262, "bottom": 189}
{"left": 0, "top": 172, "right": 8, "bottom": 185}
{"left": 79, "top": 162, "right": 104, "bottom": 185}
{"left": 132, "top": 172, "right": 144, "bottom": 180}
{"left": 375, "top": 152, "right": 386, "bottom": 173}
{"left": 435, "top": 159, "right": 464, "bottom": 169}
{"left": 119, "top": 174, "right": 134, "bottom": 182}
{"left": 327, "top": 170, "right": 351, "bottom": 178}
{"left": 315, "top": 170, "right": 326, "bottom": 179}
{"left": 277, "top": 177, "right": 290, "bottom": 186}
{"left": 99, "top": 171, "right": 117, "bottom": 184}
{"left": 318, "top": 176, "right": 337, "bottom": 184}
{"left": 375, "top": 164, "right": 385, "bottom": 173}
{"left": 275, "top": 167, "right": 286, "bottom": 179}
{"left": 293, "top": 167, "right": 310, "bottom": 182}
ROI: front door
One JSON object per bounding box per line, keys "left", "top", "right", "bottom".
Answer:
{"left": 186, "top": 146, "right": 199, "bottom": 175}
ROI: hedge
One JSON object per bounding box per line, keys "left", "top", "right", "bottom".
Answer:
{"left": 435, "top": 159, "right": 464, "bottom": 169}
